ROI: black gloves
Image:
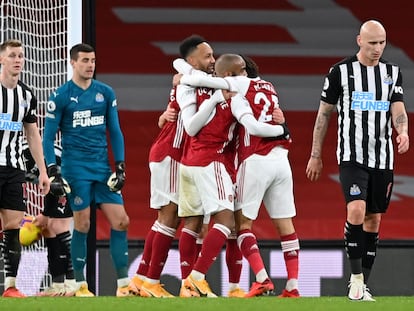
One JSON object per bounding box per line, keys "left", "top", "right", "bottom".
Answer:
{"left": 107, "top": 161, "right": 125, "bottom": 192}
{"left": 279, "top": 122, "right": 291, "bottom": 140}
{"left": 47, "top": 164, "right": 71, "bottom": 196}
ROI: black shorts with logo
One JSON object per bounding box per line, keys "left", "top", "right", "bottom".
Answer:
{"left": 339, "top": 161, "right": 393, "bottom": 214}
{"left": 43, "top": 193, "right": 73, "bottom": 218}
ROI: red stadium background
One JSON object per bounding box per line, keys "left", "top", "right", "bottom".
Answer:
{"left": 94, "top": 0, "right": 414, "bottom": 241}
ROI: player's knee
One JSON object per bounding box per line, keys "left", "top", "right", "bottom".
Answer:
{"left": 118, "top": 214, "right": 129, "bottom": 231}
{"left": 74, "top": 218, "right": 90, "bottom": 233}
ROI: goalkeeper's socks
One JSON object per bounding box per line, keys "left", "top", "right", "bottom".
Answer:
{"left": 110, "top": 229, "right": 129, "bottom": 278}
{"left": 71, "top": 229, "right": 87, "bottom": 282}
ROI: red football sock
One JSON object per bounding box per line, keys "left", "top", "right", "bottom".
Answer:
{"left": 146, "top": 231, "right": 174, "bottom": 280}
{"left": 238, "top": 229, "right": 265, "bottom": 275}
{"left": 281, "top": 233, "right": 299, "bottom": 280}
{"left": 136, "top": 226, "right": 157, "bottom": 275}
{"left": 226, "top": 238, "right": 242, "bottom": 283}
{"left": 194, "top": 226, "right": 229, "bottom": 275}
{"left": 179, "top": 229, "right": 198, "bottom": 279}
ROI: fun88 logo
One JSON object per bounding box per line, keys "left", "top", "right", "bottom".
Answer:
{"left": 351, "top": 91, "right": 390, "bottom": 111}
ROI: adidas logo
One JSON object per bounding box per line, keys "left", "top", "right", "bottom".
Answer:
{"left": 181, "top": 261, "right": 190, "bottom": 267}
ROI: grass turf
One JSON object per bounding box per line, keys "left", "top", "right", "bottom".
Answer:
{"left": 1, "top": 296, "right": 414, "bottom": 311}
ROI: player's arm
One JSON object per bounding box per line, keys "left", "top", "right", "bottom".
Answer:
{"left": 158, "top": 103, "right": 178, "bottom": 128}
{"left": 107, "top": 96, "right": 126, "bottom": 192}
{"left": 173, "top": 58, "right": 238, "bottom": 91}
{"left": 391, "top": 101, "right": 409, "bottom": 154}
{"left": 179, "top": 74, "right": 234, "bottom": 91}
{"left": 177, "top": 85, "right": 231, "bottom": 136}
{"left": 173, "top": 58, "right": 205, "bottom": 75}
{"left": 43, "top": 94, "right": 61, "bottom": 166}
{"left": 305, "top": 100, "right": 335, "bottom": 181}
{"left": 232, "top": 94, "right": 288, "bottom": 138}
{"left": 25, "top": 122, "right": 50, "bottom": 195}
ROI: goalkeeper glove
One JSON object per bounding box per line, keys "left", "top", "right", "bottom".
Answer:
{"left": 107, "top": 161, "right": 125, "bottom": 192}
{"left": 47, "top": 164, "right": 71, "bottom": 197}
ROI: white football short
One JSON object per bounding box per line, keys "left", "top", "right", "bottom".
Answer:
{"left": 149, "top": 156, "right": 180, "bottom": 209}
{"left": 235, "top": 147, "right": 296, "bottom": 219}
{"left": 178, "top": 161, "right": 235, "bottom": 218}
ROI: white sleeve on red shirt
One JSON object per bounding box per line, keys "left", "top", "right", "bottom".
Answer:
{"left": 180, "top": 74, "right": 237, "bottom": 91}
{"left": 173, "top": 58, "right": 206, "bottom": 76}
{"left": 231, "top": 94, "right": 284, "bottom": 137}
{"left": 180, "top": 88, "right": 225, "bottom": 136}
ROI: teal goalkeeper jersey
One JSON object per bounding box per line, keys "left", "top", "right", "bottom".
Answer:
{"left": 43, "top": 79, "right": 125, "bottom": 181}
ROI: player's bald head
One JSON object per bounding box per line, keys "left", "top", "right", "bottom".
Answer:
{"left": 359, "top": 20, "right": 386, "bottom": 39}
{"left": 215, "top": 54, "right": 246, "bottom": 78}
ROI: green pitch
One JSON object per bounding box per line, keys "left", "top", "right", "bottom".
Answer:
{"left": 1, "top": 297, "right": 414, "bottom": 311}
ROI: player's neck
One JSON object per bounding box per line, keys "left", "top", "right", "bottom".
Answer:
{"left": 0, "top": 72, "right": 19, "bottom": 89}
{"left": 356, "top": 52, "right": 379, "bottom": 67}
{"left": 72, "top": 76, "right": 92, "bottom": 90}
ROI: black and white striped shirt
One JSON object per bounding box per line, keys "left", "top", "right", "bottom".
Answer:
{"left": 0, "top": 80, "right": 37, "bottom": 170}
{"left": 321, "top": 55, "right": 404, "bottom": 170}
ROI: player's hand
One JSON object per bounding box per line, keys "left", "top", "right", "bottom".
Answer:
{"left": 272, "top": 107, "right": 285, "bottom": 124}
{"left": 396, "top": 133, "right": 409, "bottom": 154}
{"left": 306, "top": 156, "right": 323, "bottom": 181}
{"left": 173, "top": 73, "right": 183, "bottom": 86}
{"left": 107, "top": 161, "right": 125, "bottom": 192}
{"left": 47, "top": 164, "right": 71, "bottom": 197}
{"left": 221, "top": 90, "right": 237, "bottom": 100}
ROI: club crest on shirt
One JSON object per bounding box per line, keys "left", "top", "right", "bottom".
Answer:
{"left": 20, "top": 99, "right": 28, "bottom": 108}
{"left": 383, "top": 74, "right": 393, "bottom": 85}
{"left": 95, "top": 93, "right": 104, "bottom": 103}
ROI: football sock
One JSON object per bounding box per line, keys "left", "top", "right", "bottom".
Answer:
{"left": 46, "top": 236, "right": 65, "bottom": 282}
{"left": 71, "top": 229, "right": 87, "bottom": 282}
{"left": 362, "top": 231, "right": 379, "bottom": 283}
{"left": 146, "top": 226, "right": 175, "bottom": 280}
{"left": 193, "top": 224, "right": 230, "bottom": 275}
{"left": 136, "top": 221, "right": 159, "bottom": 275}
{"left": 3, "top": 229, "right": 21, "bottom": 278}
{"left": 110, "top": 228, "right": 129, "bottom": 279}
{"left": 226, "top": 237, "right": 243, "bottom": 284}
{"left": 344, "top": 221, "right": 363, "bottom": 274}
{"left": 57, "top": 231, "right": 75, "bottom": 280}
{"left": 179, "top": 228, "right": 198, "bottom": 279}
{"left": 238, "top": 229, "right": 267, "bottom": 278}
{"left": 281, "top": 232, "right": 300, "bottom": 281}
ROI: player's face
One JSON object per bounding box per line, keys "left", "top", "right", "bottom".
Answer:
{"left": 0, "top": 46, "right": 24, "bottom": 77}
{"left": 357, "top": 27, "right": 386, "bottom": 66}
{"left": 188, "top": 42, "right": 215, "bottom": 74}
{"left": 72, "top": 51, "right": 96, "bottom": 80}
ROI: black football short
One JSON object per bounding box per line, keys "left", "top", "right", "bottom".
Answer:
{"left": 339, "top": 161, "right": 393, "bottom": 214}
{"left": 43, "top": 193, "right": 73, "bottom": 218}
{"left": 0, "top": 167, "right": 26, "bottom": 211}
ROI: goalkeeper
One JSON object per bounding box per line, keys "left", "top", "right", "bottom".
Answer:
{"left": 42, "top": 43, "right": 130, "bottom": 297}
{"left": 23, "top": 145, "right": 77, "bottom": 296}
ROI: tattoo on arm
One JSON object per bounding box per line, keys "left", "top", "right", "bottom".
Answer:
{"left": 311, "top": 103, "right": 333, "bottom": 158}
{"left": 394, "top": 113, "right": 408, "bottom": 135}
